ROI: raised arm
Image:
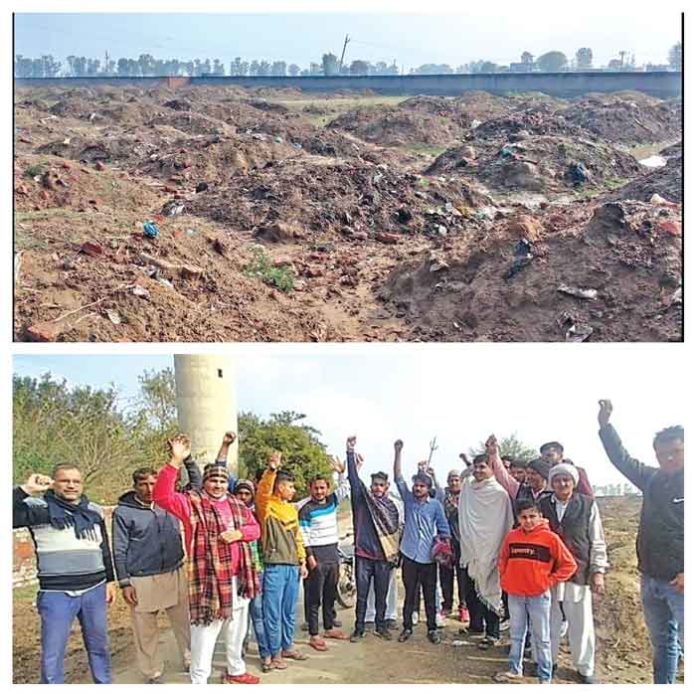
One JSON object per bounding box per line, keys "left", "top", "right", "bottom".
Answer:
{"left": 597, "top": 400, "right": 656, "bottom": 491}
{"left": 345, "top": 437, "right": 364, "bottom": 503}
{"left": 393, "top": 439, "right": 409, "bottom": 499}
{"left": 486, "top": 434, "right": 520, "bottom": 499}
{"left": 13, "top": 475, "right": 52, "bottom": 528}
{"left": 331, "top": 456, "right": 350, "bottom": 502}
{"left": 153, "top": 434, "right": 193, "bottom": 522}
{"left": 255, "top": 452, "right": 280, "bottom": 524}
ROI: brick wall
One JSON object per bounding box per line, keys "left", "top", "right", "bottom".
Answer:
{"left": 13, "top": 506, "right": 115, "bottom": 588}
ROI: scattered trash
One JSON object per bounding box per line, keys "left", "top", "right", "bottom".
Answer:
{"left": 26, "top": 321, "right": 62, "bottom": 342}
{"left": 656, "top": 220, "right": 680, "bottom": 237}
{"left": 14, "top": 251, "right": 23, "bottom": 286}
{"left": 274, "top": 136, "right": 283, "bottom": 144}
{"left": 105, "top": 309, "right": 121, "bottom": 325}
{"left": 504, "top": 238, "right": 534, "bottom": 280}
{"left": 162, "top": 200, "right": 185, "bottom": 216}
{"left": 186, "top": 228, "right": 198, "bottom": 237}
{"left": 558, "top": 312, "right": 593, "bottom": 342}
{"left": 132, "top": 285, "right": 151, "bottom": 299}
{"left": 158, "top": 277, "right": 174, "bottom": 289}
{"left": 568, "top": 161, "right": 590, "bottom": 185}
{"left": 195, "top": 182, "right": 209, "bottom": 193}
{"left": 143, "top": 221, "right": 159, "bottom": 239}
{"left": 558, "top": 284, "right": 598, "bottom": 301}
{"left": 94, "top": 161, "right": 106, "bottom": 171}
{"left": 375, "top": 232, "right": 400, "bottom": 244}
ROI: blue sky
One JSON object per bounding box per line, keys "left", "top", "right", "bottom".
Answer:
{"left": 13, "top": 10, "right": 682, "bottom": 70}
{"left": 13, "top": 348, "right": 686, "bottom": 488}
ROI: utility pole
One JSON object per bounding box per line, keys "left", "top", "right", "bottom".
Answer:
{"left": 339, "top": 34, "right": 351, "bottom": 71}
{"left": 173, "top": 355, "right": 238, "bottom": 473}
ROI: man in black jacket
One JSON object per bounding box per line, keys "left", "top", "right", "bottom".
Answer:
{"left": 13, "top": 466, "right": 116, "bottom": 684}
{"left": 598, "top": 400, "right": 684, "bottom": 684}
{"left": 113, "top": 467, "right": 194, "bottom": 683}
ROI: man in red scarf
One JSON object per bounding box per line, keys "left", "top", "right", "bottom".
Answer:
{"left": 153, "top": 433, "right": 261, "bottom": 684}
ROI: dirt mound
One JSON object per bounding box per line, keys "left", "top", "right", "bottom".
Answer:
{"left": 146, "top": 110, "right": 233, "bottom": 136}
{"left": 427, "top": 135, "right": 641, "bottom": 195}
{"left": 561, "top": 96, "right": 681, "bottom": 144}
{"left": 378, "top": 199, "right": 682, "bottom": 341}
{"left": 328, "top": 107, "right": 464, "bottom": 147}
{"left": 471, "top": 102, "right": 573, "bottom": 140}
{"left": 614, "top": 150, "right": 682, "bottom": 204}
{"left": 185, "top": 157, "right": 492, "bottom": 237}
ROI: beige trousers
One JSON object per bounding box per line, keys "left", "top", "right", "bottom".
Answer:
{"left": 129, "top": 566, "right": 191, "bottom": 679}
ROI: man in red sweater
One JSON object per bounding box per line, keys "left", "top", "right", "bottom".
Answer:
{"left": 153, "top": 434, "right": 262, "bottom": 685}
{"left": 495, "top": 499, "right": 577, "bottom": 684}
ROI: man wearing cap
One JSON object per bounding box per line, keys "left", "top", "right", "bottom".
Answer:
{"left": 153, "top": 433, "right": 262, "bottom": 684}
{"left": 346, "top": 435, "right": 401, "bottom": 642}
{"left": 538, "top": 460, "right": 608, "bottom": 684}
{"left": 597, "top": 400, "right": 683, "bottom": 684}
{"left": 393, "top": 440, "right": 450, "bottom": 644}
{"left": 540, "top": 442, "right": 594, "bottom": 498}
{"left": 436, "top": 469, "right": 468, "bottom": 623}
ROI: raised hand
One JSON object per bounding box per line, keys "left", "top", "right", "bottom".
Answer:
{"left": 598, "top": 400, "right": 613, "bottom": 428}
{"left": 268, "top": 451, "right": 282, "bottom": 471}
{"left": 222, "top": 431, "right": 237, "bottom": 446}
{"left": 485, "top": 434, "right": 498, "bottom": 455}
{"left": 346, "top": 436, "right": 357, "bottom": 451}
{"left": 417, "top": 460, "right": 428, "bottom": 472}
{"left": 394, "top": 439, "right": 404, "bottom": 453}
{"left": 331, "top": 456, "right": 346, "bottom": 474}
{"left": 22, "top": 473, "right": 53, "bottom": 495}
{"left": 168, "top": 434, "right": 192, "bottom": 464}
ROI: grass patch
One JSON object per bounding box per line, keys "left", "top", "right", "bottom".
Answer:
{"left": 243, "top": 244, "right": 295, "bottom": 293}
{"left": 13, "top": 584, "right": 38, "bottom": 605}
{"left": 23, "top": 163, "right": 49, "bottom": 179}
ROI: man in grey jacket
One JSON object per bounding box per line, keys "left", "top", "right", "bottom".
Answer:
{"left": 112, "top": 467, "right": 192, "bottom": 683}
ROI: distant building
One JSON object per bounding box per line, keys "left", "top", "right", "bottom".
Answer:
{"left": 509, "top": 62, "right": 534, "bottom": 73}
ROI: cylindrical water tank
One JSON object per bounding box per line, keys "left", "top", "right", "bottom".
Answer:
{"left": 173, "top": 355, "right": 237, "bottom": 473}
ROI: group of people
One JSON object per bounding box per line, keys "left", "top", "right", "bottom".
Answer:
{"left": 13, "top": 400, "right": 683, "bottom": 685}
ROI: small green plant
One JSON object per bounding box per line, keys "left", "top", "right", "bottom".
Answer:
{"left": 23, "top": 163, "right": 48, "bottom": 178}
{"left": 244, "top": 244, "right": 294, "bottom": 293}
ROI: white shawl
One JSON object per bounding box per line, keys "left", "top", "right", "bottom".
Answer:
{"left": 458, "top": 475, "right": 513, "bottom": 612}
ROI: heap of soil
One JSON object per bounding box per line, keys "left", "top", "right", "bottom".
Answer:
{"left": 327, "top": 107, "right": 464, "bottom": 147}
{"left": 615, "top": 146, "right": 682, "bottom": 203}
{"left": 378, "top": 199, "right": 682, "bottom": 341}
{"left": 426, "top": 135, "right": 642, "bottom": 194}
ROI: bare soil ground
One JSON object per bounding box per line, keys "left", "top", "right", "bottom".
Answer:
{"left": 13, "top": 496, "right": 677, "bottom": 684}
{"left": 14, "top": 86, "right": 682, "bottom": 342}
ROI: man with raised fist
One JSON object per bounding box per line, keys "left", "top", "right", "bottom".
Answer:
{"left": 13, "top": 466, "right": 116, "bottom": 684}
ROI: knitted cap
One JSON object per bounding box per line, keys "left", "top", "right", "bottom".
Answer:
{"left": 548, "top": 462, "right": 579, "bottom": 486}
{"left": 527, "top": 458, "right": 551, "bottom": 480}
{"left": 233, "top": 479, "right": 254, "bottom": 495}
{"left": 202, "top": 463, "right": 229, "bottom": 482}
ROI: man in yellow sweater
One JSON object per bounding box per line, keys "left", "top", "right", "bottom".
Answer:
{"left": 255, "top": 451, "right": 308, "bottom": 670}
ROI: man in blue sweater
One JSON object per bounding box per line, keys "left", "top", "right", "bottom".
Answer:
{"left": 393, "top": 439, "right": 451, "bottom": 645}
{"left": 112, "top": 467, "right": 192, "bottom": 683}
{"left": 13, "top": 466, "right": 116, "bottom": 684}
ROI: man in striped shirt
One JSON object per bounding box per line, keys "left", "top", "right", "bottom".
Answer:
{"left": 298, "top": 460, "right": 350, "bottom": 651}
{"left": 13, "top": 466, "right": 116, "bottom": 684}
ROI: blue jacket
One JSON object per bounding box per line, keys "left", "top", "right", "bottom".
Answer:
{"left": 112, "top": 491, "right": 184, "bottom": 587}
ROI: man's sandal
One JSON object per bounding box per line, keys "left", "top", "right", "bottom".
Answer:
{"left": 281, "top": 649, "right": 308, "bottom": 661}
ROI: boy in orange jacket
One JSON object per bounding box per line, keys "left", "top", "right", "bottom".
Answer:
{"left": 495, "top": 499, "right": 578, "bottom": 684}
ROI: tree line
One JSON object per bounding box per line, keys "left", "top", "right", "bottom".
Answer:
{"left": 13, "top": 370, "right": 333, "bottom": 504}
{"left": 14, "top": 42, "right": 681, "bottom": 79}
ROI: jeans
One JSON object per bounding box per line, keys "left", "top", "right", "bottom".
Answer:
{"left": 248, "top": 584, "right": 271, "bottom": 659}
{"left": 641, "top": 574, "right": 685, "bottom": 684}
{"left": 304, "top": 560, "right": 339, "bottom": 636}
{"left": 462, "top": 564, "right": 500, "bottom": 639}
{"left": 508, "top": 592, "right": 552, "bottom": 682}
{"left": 354, "top": 555, "right": 391, "bottom": 632}
{"left": 262, "top": 565, "right": 300, "bottom": 656}
{"left": 37, "top": 583, "right": 112, "bottom": 684}
{"left": 401, "top": 556, "right": 437, "bottom": 631}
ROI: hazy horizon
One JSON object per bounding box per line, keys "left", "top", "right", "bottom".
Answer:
{"left": 14, "top": 12, "right": 682, "bottom": 72}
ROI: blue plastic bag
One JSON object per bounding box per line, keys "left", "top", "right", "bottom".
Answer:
{"left": 143, "top": 221, "right": 159, "bottom": 238}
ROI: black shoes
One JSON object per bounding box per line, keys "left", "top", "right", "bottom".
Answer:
{"left": 374, "top": 626, "right": 392, "bottom": 640}
{"left": 427, "top": 630, "right": 442, "bottom": 644}
{"left": 386, "top": 619, "right": 398, "bottom": 630}
{"left": 350, "top": 630, "right": 365, "bottom": 643}
{"left": 397, "top": 628, "right": 413, "bottom": 643}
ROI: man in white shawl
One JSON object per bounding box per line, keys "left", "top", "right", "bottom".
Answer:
{"left": 458, "top": 439, "right": 514, "bottom": 649}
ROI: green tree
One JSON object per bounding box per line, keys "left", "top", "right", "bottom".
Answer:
{"left": 575, "top": 47, "right": 593, "bottom": 69}
{"left": 536, "top": 51, "right": 568, "bottom": 72}
{"left": 468, "top": 433, "right": 538, "bottom": 463}
{"left": 322, "top": 52, "right": 339, "bottom": 76}
{"left": 237, "top": 411, "right": 332, "bottom": 495}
